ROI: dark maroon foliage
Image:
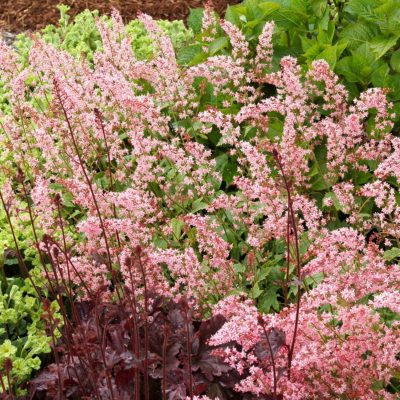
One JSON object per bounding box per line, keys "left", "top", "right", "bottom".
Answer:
{"left": 28, "top": 295, "right": 244, "bottom": 400}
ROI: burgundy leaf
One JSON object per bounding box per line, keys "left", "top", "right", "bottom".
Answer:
{"left": 254, "top": 327, "right": 286, "bottom": 363}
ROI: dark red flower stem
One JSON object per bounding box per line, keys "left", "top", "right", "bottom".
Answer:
{"left": 185, "top": 302, "right": 193, "bottom": 400}
{"left": 137, "top": 249, "right": 150, "bottom": 400}
{"left": 260, "top": 320, "right": 278, "bottom": 400}
{"left": 162, "top": 325, "right": 169, "bottom": 400}
{"left": 273, "top": 149, "right": 301, "bottom": 380}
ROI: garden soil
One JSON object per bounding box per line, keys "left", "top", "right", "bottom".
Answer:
{"left": 0, "top": 0, "right": 241, "bottom": 33}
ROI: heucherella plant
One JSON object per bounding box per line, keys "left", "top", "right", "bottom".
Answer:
{"left": 0, "top": 4, "right": 399, "bottom": 399}
{"left": 13, "top": 5, "right": 193, "bottom": 65}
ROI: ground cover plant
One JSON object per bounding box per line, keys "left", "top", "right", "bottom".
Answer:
{"left": 13, "top": 5, "right": 194, "bottom": 65}
{"left": 0, "top": 1, "right": 399, "bottom": 399}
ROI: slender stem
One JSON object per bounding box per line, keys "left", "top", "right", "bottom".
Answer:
{"left": 0, "top": 370, "right": 7, "bottom": 394}
{"left": 260, "top": 321, "right": 278, "bottom": 400}
{"left": 0, "top": 190, "right": 42, "bottom": 298}
{"left": 162, "top": 325, "right": 169, "bottom": 400}
{"left": 137, "top": 250, "right": 149, "bottom": 400}
{"left": 4, "top": 364, "right": 14, "bottom": 400}
{"left": 284, "top": 215, "right": 290, "bottom": 307}
{"left": 47, "top": 316, "right": 63, "bottom": 400}
{"left": 94, "top": 109, "right": 122, "bottom": 249}
{"left": 93, "top": 302, "right": 116, "bottom": 400}
{"left": 123, "top": 259, "right": 141, "bottom": 400}
{"left": 273, "top": 149, "right": 301, "bottom": 380}
{"left": 185, "top": 303, "right": 193, "bottom": 400}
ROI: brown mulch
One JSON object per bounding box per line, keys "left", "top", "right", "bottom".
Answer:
{"left": 0, "top": 0, "right": 241, "bottom": 33}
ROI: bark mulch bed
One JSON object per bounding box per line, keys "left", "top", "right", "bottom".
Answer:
{"left": 0, "top": 0, "right": 241, "bottom": 33}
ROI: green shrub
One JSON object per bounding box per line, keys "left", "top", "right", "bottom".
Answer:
{"left": 183, "top": 0, "right": 400, "bottom": 121}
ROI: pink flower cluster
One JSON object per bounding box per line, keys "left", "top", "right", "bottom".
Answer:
{"left": 210, "top": 231, "right": 400, "bottom": 399}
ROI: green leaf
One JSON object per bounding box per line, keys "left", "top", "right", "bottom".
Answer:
{"left": 390, "top": 49, "right": 400, "bottom": 72}
{"left": 309, "top": 0, "right": 327, "bottom": 17}
{"left": 192, "top": 198, "right": 208, "bottom": 213}
{"left": 215, "top": 153, "right": 228, "bottom": 171}
{"left": 300, "top": 35, "right": 314, "bottom": 52}
{"left": 388, "top": 73, "right": 400, "bottom": 100}
{"left": 345, "top": 0, "right": 380, "bottom": 18}
{"left": 322, "top": 192, "right": 342, "bottom": 211}
{"left": 222, "top": 159, "right": 238, "bottom": 185}
{"left": 153, "top": 235, "right": 168, "bottom": 249}
{"left": 259, "top": 285, "right": 279, "bottom": 312}
{"left": 225, "top": 5, "right": 247, "bottom": 25}
{"left": 233, "top": 263, "right": 246, "bottom": 273}
{"left": 336, "top": 43, "right": 378, "bottom": 85}
{"left": 319, "top": 6, "right": 330, "bottom": 31}
{"left": 317, "top": 44, "right": 338, "bottom": 68}
{"left": 383, "top": 247, "right": 400, "bottom": 261}
{"left": 317, "top": 19, "right": 335, "bottom": 45}
{"left": 339, "top": 22, "right": 378, "bottom": 50}
{"left": 243, "top": 0, "right": 264, "bottom": 20}
{"left": 251, "top": 282, "right": 263, "bottom": 299}
{"left": 209, "top": 37, "right": 229, "bottom": 55}
{"left": 310, "top": 145, "right": 333, "bottom": 191}
{"left": 258, "top": 2, "right": 281, "bottom": 16}
{"left": 187, "top": 8, "right": 204, "bottom": 34}
{"left": 370, "top": 35, "right": 399, "bottom": 59}
{"left": 371, "top": 63, "right": 390, "bottom": 87}
{"left": 225, "top": 5, "right": 242, "bottom": 26}
{"left": 170, "top": 218, "right": 184, "bottom": 241}
{"left": 177, "top": 44, "right": 203, "bottom": 65}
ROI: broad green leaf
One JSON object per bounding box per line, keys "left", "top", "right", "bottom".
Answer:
{"left": 187, "top": 8, "right": 204, "bottom": 34}
{"left": 317, "top": 44, "right": 338, "bottom": 68}
{"left": 310, "top": 0, "right": 327, "bottom": 17}
{"left": 371, "top": 63, "right": 390, "bottom": 87}
{"left": 255, "top": 264, "right": 271, "bottom": 281}
{"left": 258, "top": 1, "right": 281, "bottom": 16}
{"left": 336, "top": 57, "right": 361, "bottom": 83}
{"left": 170, "top": 218, "right": 184, "bottom": 241}
{"left": 304, "top": 43, "right": 325, "bottom": 60}
{"left": 310, "top": 145, "right": 334, "bottom": 191}
{"left": 215, "top": 153, "right": 229, "bottom": 171}
{"left": 370, "top": 35, "right": 399, "bottom": 59}
{"left": 153, "top": 235, "right": 168, "bottom": 249}
{"left": 388, "top": 73, "right": 400, "bottom": 100}
{"left": 259, "top": 285, "right": 279, "bottom": 312}
{"left": 319, "top": 6, "right": 330, "bottom": 31}
{"left": 177, "top": 44, "right": 203, "bottom": 65}
{"left": 300, "top": 35, "right": 315, "bottom": 52}
{"left": 233, "top": 263, "right": 246, "bottom": 273}
{"left": 345, "top": 0, "right": 380, "bottom": 18}
{"left": 339, "top": 22, "right": 378, "bottom": 50}
{"left": 192, "top": 198, "right": 208, "bottom": 213}
{"left": 383, "top": 247, "right": 400, "bottom": 261}
{"left": 390, "top": 49, "right": 400, "bottom": 72}
{"left": 222, "top": 159, "right": 238, "bottom": 185}
{"left": 225, "top": 5, "right": 242, "bottom": 26}
{"left": 317, "top": 19, "right": 335, "bottom": 45}
{"left": 209, "top": 37, "right": 229, "bottom": 55}
{"left": 251, "top": 282, "right": 263, "bottom": 299}
{"left": 336, "top": 44, "right": 378, "bottom": 85}
{"left": 243, "top": 0, "right": 264, "bottom": 20}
